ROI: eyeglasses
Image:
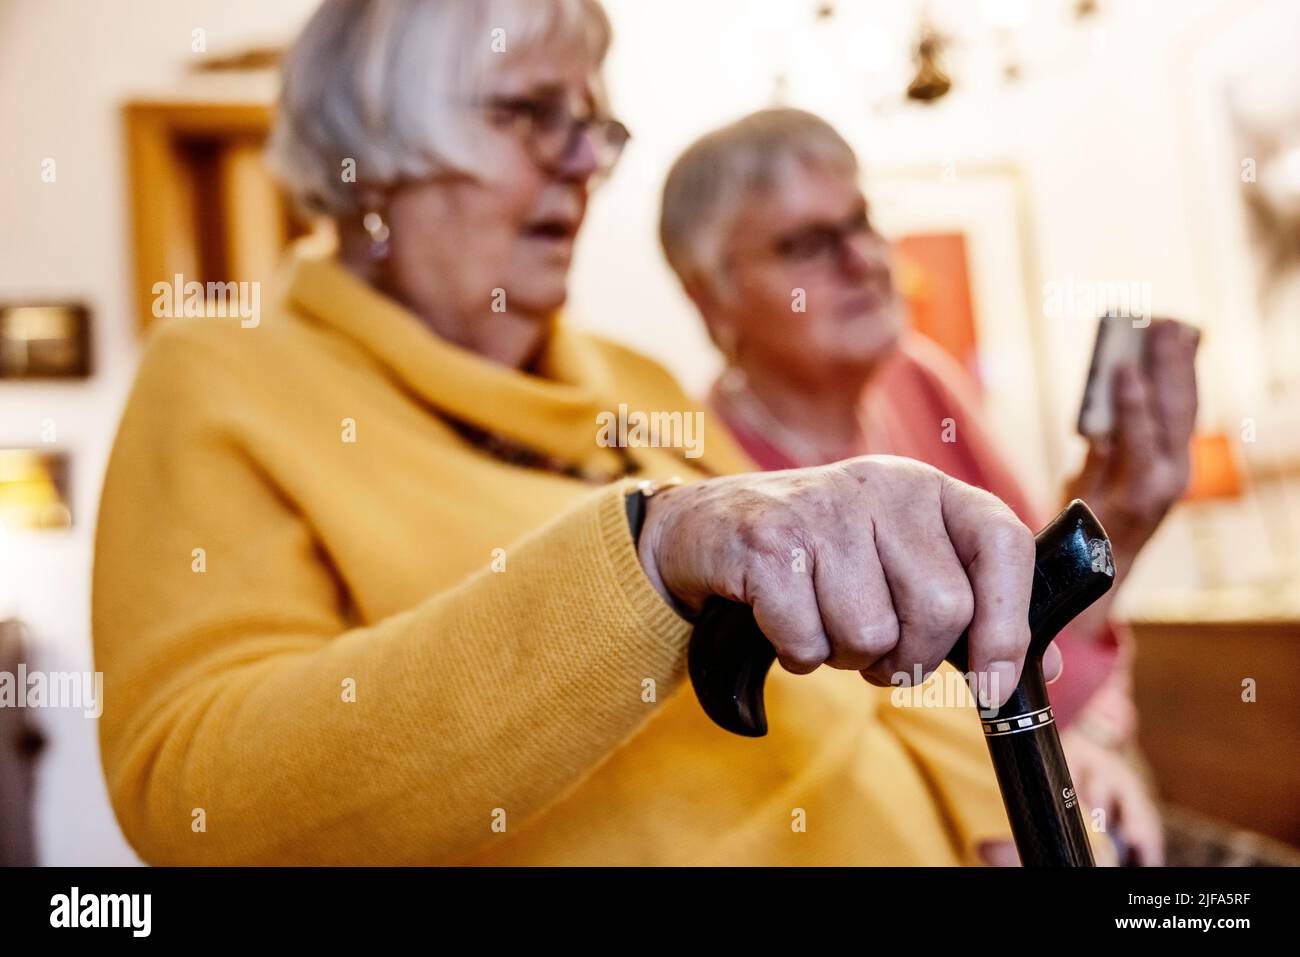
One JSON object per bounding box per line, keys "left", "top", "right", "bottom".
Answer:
{"left": 769, "top": 209, "right": 879, "bottom": 267}
{"left": 477, "top": 92, "right": 631, "bottom": 178}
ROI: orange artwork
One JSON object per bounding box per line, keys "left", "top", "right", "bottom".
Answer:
{"left": 892, "top": 233, "right": 981, "bottom": 389}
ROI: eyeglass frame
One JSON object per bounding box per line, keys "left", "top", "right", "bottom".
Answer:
{"left": 469, "top": 89, "right": 632, "bottom": 179}
{"left": 725, "top": 206, "right": 884, "bottom": 277}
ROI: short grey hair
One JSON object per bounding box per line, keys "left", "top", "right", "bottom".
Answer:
{"left": 659, "top": 108, "right": 860, "bottom": 296}
{"left": 267, "top": 0, "right": 613, "bottom": 216}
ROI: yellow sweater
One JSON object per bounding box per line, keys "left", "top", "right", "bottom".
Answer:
{"left": 93, "top": 238, "right": 1020, "bottom": 866}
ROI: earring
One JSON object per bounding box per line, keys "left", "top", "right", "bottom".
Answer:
{"left": 362, "top": 210, "right": 391, "bottom": 261}
{"left": 715, "top": 326, "right": 747, "bottom": 391}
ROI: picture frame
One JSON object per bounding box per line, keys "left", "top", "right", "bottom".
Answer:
{"left": 866, "top": 163, "right": 1057, "bottom": 503}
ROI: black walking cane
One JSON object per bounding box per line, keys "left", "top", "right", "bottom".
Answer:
{"left": 688, "top": 499, "right": 1114, "bottom": 866}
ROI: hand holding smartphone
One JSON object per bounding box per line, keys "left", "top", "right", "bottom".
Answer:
{"left": 1077, "top": 313, "right": 1201, "bottom": 440}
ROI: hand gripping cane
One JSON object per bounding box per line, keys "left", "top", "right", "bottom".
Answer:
{"left": 687, "top": 499, "right": 1115, "bottom": 866}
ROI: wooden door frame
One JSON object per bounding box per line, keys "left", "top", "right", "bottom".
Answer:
{"left": 123, "top": 101, "right": 274, "bottom": 333}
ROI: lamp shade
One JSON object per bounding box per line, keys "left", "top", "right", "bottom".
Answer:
{"left": 1183, "top": 432, "right": 1244, "bottom": 502}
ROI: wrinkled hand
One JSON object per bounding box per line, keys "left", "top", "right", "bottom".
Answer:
{"left": 638, "top": 455, "right": 1063, "bottom": 709}
{"left": 1066, "top": 318, "right": 1200, "bottom": 572}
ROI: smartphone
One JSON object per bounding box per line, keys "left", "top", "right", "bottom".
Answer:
{"left": 1077, "top": 313, "right": 1149, "bottom": 438}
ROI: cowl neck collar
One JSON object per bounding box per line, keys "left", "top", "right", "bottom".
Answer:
{"left": 281, "top": 238, "right": 647, "bottom": 477}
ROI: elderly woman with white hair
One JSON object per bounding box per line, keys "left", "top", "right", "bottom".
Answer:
{"left": 94, "top": 0, "right": 1062, "bottom": 866}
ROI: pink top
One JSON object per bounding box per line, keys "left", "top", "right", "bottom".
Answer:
{"left": 709, "top": 335, "right": 1124, "bottom": 730}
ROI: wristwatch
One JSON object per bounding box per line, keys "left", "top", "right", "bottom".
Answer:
{"left": 624, "top": 476, "right": 684, "bottom": 548}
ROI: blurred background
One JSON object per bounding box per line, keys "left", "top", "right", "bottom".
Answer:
{"left": 1, "top": 0, "right": 1297, "bottom": 865}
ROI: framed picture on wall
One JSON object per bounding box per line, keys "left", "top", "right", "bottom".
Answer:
{"left": 0, "top": 449, "right": 71, "bottom": 530}
{"left": 866, "top": 164, "right": 1057, "bottom": 505}
{"left": 0, "top": 304, "right": 91, "bottom": 379}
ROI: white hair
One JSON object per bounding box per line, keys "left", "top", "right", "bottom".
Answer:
{"left": 266, "top": 0, "right": 613, "bottom": 216}
{"left": 659, "top": 108, "right": 860, "bottom": 297}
